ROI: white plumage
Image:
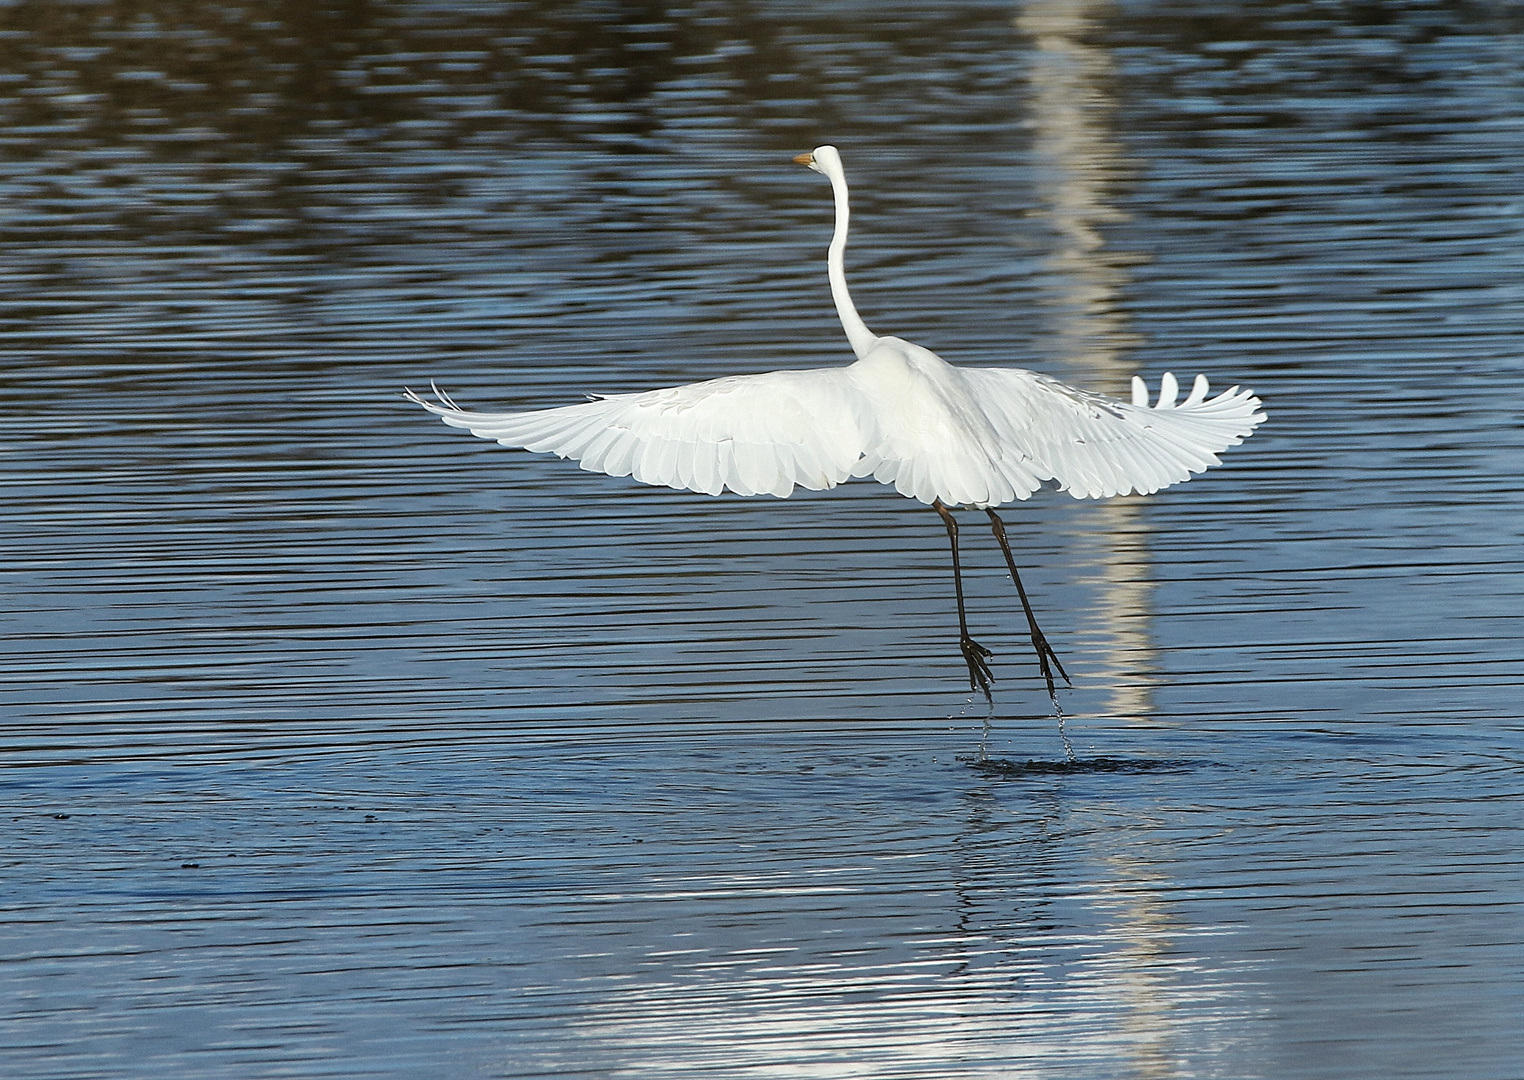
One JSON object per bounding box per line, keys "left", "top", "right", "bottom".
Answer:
{"left": 407, "top": 145, "right": 1265, "bottom": 704}
{"left": 408, "top": 353, "right": 1259, "bottom": 506}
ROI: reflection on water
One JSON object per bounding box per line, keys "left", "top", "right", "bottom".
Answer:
{"left": 3, "top": 1, "right": 1523, "bottom": 1078}
{"left": 971, "top": 756, "right": 1202, "bottom": 776}
{"left": 1018, "top": 0, "right": 1159, "bottom": 731}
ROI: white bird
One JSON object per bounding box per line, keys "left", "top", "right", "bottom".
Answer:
{"left": 408, "top": 145, "right": 1265, "bottom": 703}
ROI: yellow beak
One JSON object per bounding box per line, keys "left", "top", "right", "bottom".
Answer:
{"left": 793, "top": 152, "right": 814, "bottom": 166}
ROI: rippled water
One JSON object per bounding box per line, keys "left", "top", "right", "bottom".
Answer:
{"left": 3, "top": 2, "right": 1522, "bottom": 1077}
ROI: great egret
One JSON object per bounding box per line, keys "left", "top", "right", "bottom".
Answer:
{"left": 407, "top": 145, "right": 1265, "bottom": 703}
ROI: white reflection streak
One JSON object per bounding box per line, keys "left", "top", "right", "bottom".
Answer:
{"left": 1021, "top": 3, "right": 1182, "bottom": 1079}
{"left": 1017, "top": 0, "right": 1157, "bottom": 725}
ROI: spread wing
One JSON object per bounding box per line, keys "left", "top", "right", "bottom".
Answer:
{"left": 959, "top": 368, "right": 1266, "bottom": 499}
{"left": 405, "top": 368, "right": 870, "bottom": 498}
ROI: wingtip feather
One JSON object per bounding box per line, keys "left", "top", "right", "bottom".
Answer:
{"left": 1158, "top": 371, "right": 1179, "bottom": 409}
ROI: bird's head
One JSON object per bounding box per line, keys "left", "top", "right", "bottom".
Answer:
{"left": 793, "top": 145, "right": 842, "bottom": 176}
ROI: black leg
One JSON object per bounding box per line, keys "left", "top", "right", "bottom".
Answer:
{"left": 985, "top": 508, "right": 1070, "bottom": 705}
{"left": 934, "top": 499, "right": 994, "bottom": 702}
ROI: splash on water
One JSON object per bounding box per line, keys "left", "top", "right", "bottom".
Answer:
{"left": 1054, "top": 697, "right": 1076, "bottom": 763}
{"left": 950, "top": 682, "right": 1073, "bottom": 763}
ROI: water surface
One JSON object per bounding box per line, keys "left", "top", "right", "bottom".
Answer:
{"left": 3, "top": 2, "right": 1522, "bottom": 1077}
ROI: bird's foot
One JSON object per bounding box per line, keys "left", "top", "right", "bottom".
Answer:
{"left": 1028, "top": 626, "right": 1070, "bottom": 710}
{"left": 960, "top": 635, "right": 995, "bottom": 704}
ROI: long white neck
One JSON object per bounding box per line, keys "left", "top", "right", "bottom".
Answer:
{"left": 824, "top": 163, "right": 878, "bottom": 360}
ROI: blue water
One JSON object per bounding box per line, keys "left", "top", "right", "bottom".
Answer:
{"left": 3, "top": 2, "right": 1522, "bottom": 1077}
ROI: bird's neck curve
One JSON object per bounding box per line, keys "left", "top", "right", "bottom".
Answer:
{"left": 825, "top": 165, "right": 878, "bottom": 360}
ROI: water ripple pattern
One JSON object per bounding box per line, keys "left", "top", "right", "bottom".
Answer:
{"left": 2, "top": 2, "right": 1521, "bottom": 1078}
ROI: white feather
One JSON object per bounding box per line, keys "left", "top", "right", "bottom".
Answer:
{"left": 408, "top": 347, "right": 1264, "bottom": 507}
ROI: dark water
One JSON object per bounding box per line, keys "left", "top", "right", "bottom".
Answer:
{"left": 3, "top": 1, "right": 1522, "bottom": 1077}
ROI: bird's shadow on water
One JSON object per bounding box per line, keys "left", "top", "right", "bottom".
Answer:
{"left": 959, "top": 755, "right": 1209, "bottom": 777}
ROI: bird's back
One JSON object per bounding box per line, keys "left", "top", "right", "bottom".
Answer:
{"left": 845, "top": 337, "right": 1049, "bottom": 507}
